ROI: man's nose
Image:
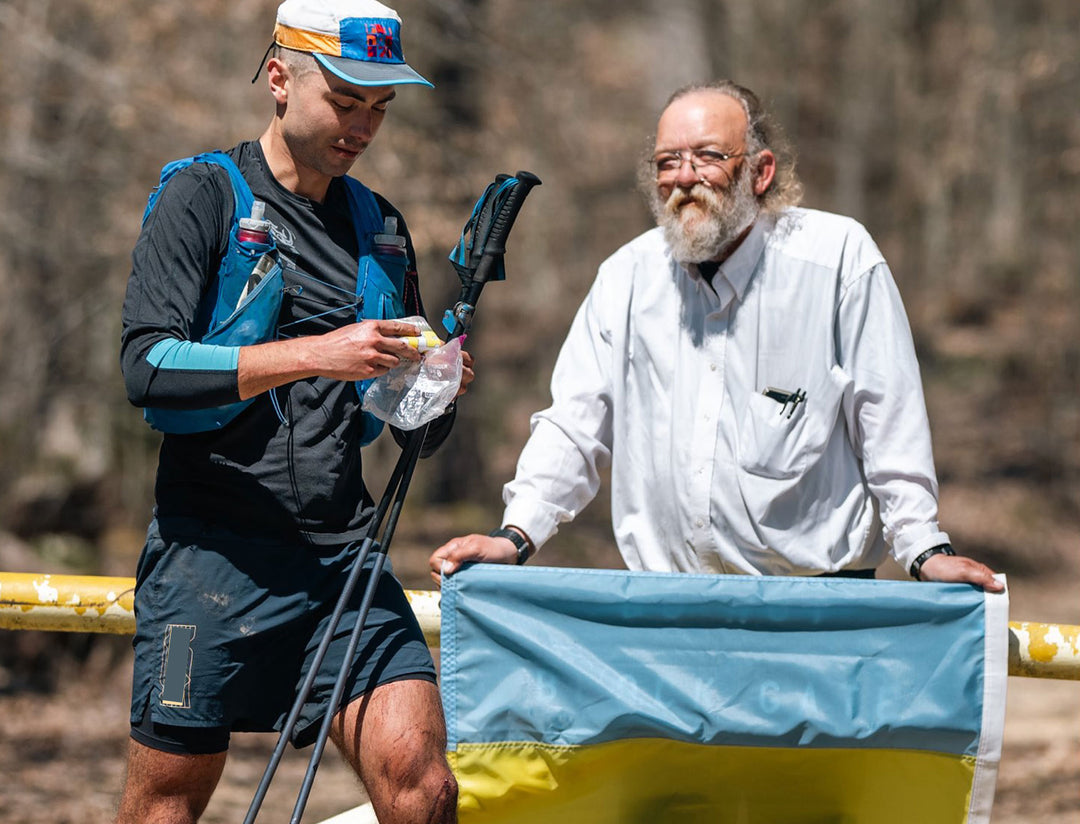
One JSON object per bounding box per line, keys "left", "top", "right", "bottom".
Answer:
{"left": 673, "top": 155, "right": 703, "bottom": 188}
{"left": 346, "top": 111, "right": 373, "bottom": 140}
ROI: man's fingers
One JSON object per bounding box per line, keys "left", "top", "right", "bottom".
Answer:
{"left": 428, "top": 541, "right": 458, "bottom": 579}
{"left": 427, "top": 555, "right": 459, "bottom": 579}
{"left": 976, "top": 566, "right": 1006, "bottom": 592}
{"left": 428, "top": 534, "right": 518, "bottom": 580}
{"left": 969, "top": 568, "right": 1005, "bottom": 592}
{"left": 376, "top": 320, "right": 423, "bottom": 338}
{"left": 920, "top": 554, "right": 1005, "bottom": 592}
{"left": 385, "top": 335, "right": 422, "bottom": 362}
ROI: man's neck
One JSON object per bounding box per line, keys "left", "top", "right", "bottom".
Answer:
{"left": 258, "top": 127, "right": 331, "bottom": 203}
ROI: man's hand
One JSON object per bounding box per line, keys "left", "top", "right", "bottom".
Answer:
{"left": 428, "top": 532, "right": 518, "bottom": 586}
{"left": 238, "top": 319, "right": 422, "bottom": 398}
{"left": 457, "top": 350, "right": 475, "bottom": 398}
{"left": 917, "top": 553, "right": 1005, "bottom": 592}
{"left": 300, "top": 319, "right": 423, "bottom": 381}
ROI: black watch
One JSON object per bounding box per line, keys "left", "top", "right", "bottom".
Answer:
{"left": 489, "top": 527, "right": 531, "bottom": 565}
{"left": 909, "top": 544, "right": 956, "bottom": 580}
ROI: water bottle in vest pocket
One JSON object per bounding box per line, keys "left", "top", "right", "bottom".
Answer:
{"left": 142, "top": 155, "right": 284, "bottom": 434}
{"left": 353, "top": 215, "right": 409, "bottom": 444}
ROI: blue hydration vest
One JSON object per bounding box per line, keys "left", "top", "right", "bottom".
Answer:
{"left": 141, "top": 151, "right": 405, "bottom": 444}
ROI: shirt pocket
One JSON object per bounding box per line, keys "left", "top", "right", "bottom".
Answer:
{"left": 737, "top": 376, "right": 843, "bottom": 480}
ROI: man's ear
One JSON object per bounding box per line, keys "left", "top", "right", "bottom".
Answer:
{"left": 753, "top": 150, "right": 777, "bottom": 196}
{"left": 266, "top": 57, "right": 290, "bottom": 105}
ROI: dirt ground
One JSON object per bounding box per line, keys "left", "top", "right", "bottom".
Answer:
{"left": 0, "top": 543, "right": 1077, "bottom": 823}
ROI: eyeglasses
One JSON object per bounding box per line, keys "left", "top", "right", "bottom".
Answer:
{"left": 654, "top": 148, "right": 749, "bottom": 179}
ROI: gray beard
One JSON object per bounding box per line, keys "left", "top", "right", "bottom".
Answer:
{"left": 650, "top": 164, "right": 759, "bottom": 264}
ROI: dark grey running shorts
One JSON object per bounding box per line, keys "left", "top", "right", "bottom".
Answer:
{"left": 129, "top": 516, "right": 436, "bottom": 754}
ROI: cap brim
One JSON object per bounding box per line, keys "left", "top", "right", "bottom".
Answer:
{"left": 315, "top": 53, "right": 433, "bottom": 88}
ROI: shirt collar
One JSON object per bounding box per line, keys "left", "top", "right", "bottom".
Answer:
{"left": 714, "top": 216, "right": 768, "bottom": 301}
{"left": 679, "top": 216, "right": 769, "bottom": 303}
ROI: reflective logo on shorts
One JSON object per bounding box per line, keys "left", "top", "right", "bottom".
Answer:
{"left": 159, "top": 624, "right": 197, "bottom": 708}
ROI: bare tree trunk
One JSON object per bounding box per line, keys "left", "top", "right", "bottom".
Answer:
{"left": 834, "top": 0, "right": 880, "bottom": 220}
{"left": 648, "top": 0, "right": 713, "bottom": 109}
{"left": 0, "top": 0, "right": 55, "bottom": 476}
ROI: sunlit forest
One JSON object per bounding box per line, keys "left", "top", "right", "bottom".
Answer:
{"left": 0, "top": 0, "right": 1078, "bottom": 819}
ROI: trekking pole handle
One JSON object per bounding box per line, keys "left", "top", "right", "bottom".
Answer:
{"left": 471, "top": 171, "right": 541, "bottom": 281}
{"left": 446, "top": 171, "right": 541, "bottom": 337}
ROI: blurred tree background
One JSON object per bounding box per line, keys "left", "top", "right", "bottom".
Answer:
{"left": 1, "top": 0, "right": 1079, "bottom": 590}
{"left": 1, "top": 3, "right": 1078, "bottom": 821}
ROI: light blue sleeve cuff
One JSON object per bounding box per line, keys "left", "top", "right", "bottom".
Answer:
{"left": 147, "top": 338, "right": 240, "bottom": 372}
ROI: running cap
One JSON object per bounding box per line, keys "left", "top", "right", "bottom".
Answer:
{"left": 273, "top": 0, "right": 432, "bottom": 88}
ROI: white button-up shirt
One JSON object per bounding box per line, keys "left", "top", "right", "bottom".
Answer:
{"left": 502, "top": 208, "right": 950, "bottom": 575}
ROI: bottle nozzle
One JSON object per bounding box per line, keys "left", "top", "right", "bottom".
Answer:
{"left": 238, "top": 199, "right": 272, "bottom": 244}
{"left": 374, "top": 214, "right": 406, "bottom": 251}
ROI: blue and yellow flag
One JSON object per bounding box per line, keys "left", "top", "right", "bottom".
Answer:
{"left": 440, "top": 565, "right": 1008, "bottom": 824}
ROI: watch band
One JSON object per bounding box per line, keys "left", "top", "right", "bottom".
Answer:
{"left": 489, "top": 527, "right": 530, "bottom": 565}
{"left": 909, "top": 544, "right": 956, "bottom": 580}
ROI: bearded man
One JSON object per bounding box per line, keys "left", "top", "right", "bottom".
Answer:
{"left": 430, "top": 81, "right": 1002, "bottom": 590}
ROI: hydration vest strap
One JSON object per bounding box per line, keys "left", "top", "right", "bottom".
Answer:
{"left": 142, "top": 152, "right": 278, "bottom": 434}
{"left": 143, "top": 151, "right": 253, "bottom": 229}
{"left": 342, "top": 177, "right": 404, "bottom": 445}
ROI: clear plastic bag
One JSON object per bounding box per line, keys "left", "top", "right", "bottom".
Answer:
{"left": 361, "top": 316, "right": 463, "bottom": 430}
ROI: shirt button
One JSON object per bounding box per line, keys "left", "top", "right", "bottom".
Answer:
{"left": 710, "top": 363, "right": 718, "bottom": 371}
{"left": 695, "top": 518, "right": 705, "bottom": 528}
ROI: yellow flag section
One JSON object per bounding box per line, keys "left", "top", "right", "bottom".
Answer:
{"left": 439, "top": 566, "right": 1009, "bottom": 824}
{"left": 450, "top": 741, "right": 975, "bottom": 823}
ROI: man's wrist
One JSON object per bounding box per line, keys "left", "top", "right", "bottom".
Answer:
{"left": 488, "top": 526, "right": 533, "bottom": 565}
{"left": 909, "top": 544, "right": 956, "bottom": 580}
{"left": 238, "top": 338, "right": 315, "bottom": 399}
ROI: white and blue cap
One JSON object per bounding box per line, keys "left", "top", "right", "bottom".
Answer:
{"left": 273, "top": 0, "right": 433, "bottom": 88}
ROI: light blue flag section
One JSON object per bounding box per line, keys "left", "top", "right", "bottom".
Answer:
{"left": 440, "top": 565, "right": 1009, "bottom": 824}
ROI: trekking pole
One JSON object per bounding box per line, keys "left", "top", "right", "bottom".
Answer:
{"left": 289, "top": 428, "right": 425, "bottom": 822}
{"left": 288, "top": 171, "right": 541, "bottom": 823}
{"left": 245, "top": 170, "right": 540, "bottom": 824}
{"left": 242, "top": 439, "right": 417, "bottom": 824}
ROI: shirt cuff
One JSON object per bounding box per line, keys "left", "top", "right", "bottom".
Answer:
{"left": 890, "top": 528, "right": 952, "bottom": 575}
{"left": 500, "top": 499, "right": 563, "bottom": 555}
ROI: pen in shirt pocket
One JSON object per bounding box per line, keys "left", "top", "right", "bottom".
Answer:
{"left": 763, "top": 386, "right": 806, "bottom": 418}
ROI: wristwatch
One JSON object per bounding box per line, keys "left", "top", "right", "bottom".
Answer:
{"left": 488, "top": 527, "right": 531, "bottom": 565}
{"left": 909, "top": 544, "right": 956, "bottom": 580}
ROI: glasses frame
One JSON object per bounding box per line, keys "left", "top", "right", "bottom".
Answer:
{"left": 653, "top": 148, "right": 751, "bottom": 180}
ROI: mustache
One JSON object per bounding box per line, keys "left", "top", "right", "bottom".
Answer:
{"left": 665, "top": 182, "right": 721, "bottom": 214}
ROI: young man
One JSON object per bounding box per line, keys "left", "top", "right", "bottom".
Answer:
{"left": 431, "top": 81, "right": 1002, "bottom": 593}
{"left": 117, "top": 1, "right": 466, "bottom": 821}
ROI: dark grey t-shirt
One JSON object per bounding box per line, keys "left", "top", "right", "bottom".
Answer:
{"left": 121, "top": 141, "right": 450, "bottom": 543}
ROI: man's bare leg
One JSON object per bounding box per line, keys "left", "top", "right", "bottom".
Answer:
{"left": 114, "top": 739, "right": 227, "bottom": 824}
{"left": 332, "top": 678, "right": 457, "bottom": 824}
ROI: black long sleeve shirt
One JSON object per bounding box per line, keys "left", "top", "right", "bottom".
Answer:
{"left": 121, "top": 140, "right": 453, "bottom": 544}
